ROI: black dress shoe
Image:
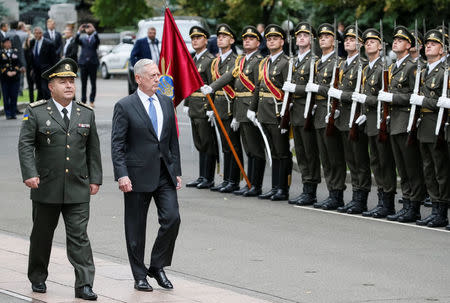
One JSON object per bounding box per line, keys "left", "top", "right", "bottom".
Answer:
{"left": 210, "top": 181, "right": 228, "bottom": 192}
{"left": 288, "top": 194, "right": 303, "bottom": 205}
{"left": 32, "top": 282, "right": 46, "bottom": 293}
{"left": 242, "top": 186, "right": 262, "bottom": 197}
{"left": 186, "top": 177, "right": 203, "bottom": 188}
{"left": 258, "top": 188, "right": 277, "bottom": 199}
{"left": 197, "top": 179, "right": 214, "bottom": 189}
{"left": 134, "top": 279, "right": 153, "bottom": 292}
{"left": 219, "top": 182, "right": 240, "bottom": 193}
{"left": 270, "top": 189, "right": 289, "bottom": 201}
{"left": 233, "top": 186, "right": 249, "bottom": 195}
{"left": 75, "top": 285, "right": 98, "bottom": 300}
{"left": 148, "top": 267, "right": 173, "bottom": 289}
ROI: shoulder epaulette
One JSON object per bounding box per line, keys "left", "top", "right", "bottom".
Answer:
{"left": 282, "top": 54, "right": 289, "bottom": 60}
{"left": 76, "top": 101, "right": 93, "bottom": 110}
{"left": 206, "top": 52, "right": 215, "bottom": 59}
{"left": 256, "top": 54, "right": 263, "bottom": 59}
{"left": 30, "top": 99, "right": 48, "bottom": 108}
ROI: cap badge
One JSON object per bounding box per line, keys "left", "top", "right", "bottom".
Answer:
{"left": 349, "top": 29, "right": 354, "bottom": 33}
{"left": 193, "top": 28, "right": 198, "bottom": 33}
{"left": 398, "top": 29, "right": 403, "bottom": 34}
{"left": 64, "top": 64, "right": 71, "bottom": 71}
{"left": 301, "top": 25, "right": 306, "bottom": 30}
{"left": 247, "top": 28, "right": 252, "bottom": 33}
{"left": 220, "top": 26, "right": 225, "bottom": 31}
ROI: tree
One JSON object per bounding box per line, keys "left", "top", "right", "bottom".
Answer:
{"left": 91, "top": 0, "right": 153, "bottom": 28}
{"left": 0, "top": 2, "right": 9, "bottom": 20}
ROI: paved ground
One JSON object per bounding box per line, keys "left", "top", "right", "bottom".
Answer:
{"left": 0, "top": 78, "right": 449, "bottom": 303}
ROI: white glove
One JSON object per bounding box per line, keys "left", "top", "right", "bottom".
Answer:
{"left": 201, "top": 85, "right": 213, "bottom": 95}
{"left": 305, "top": 83, "right": 320, "bottom": 93}
{"left": 247, "top": 110, "right": 256, "bottom": 122}
{"left": 311, "top": 104, "right": 317, "bottom": 116}
{"left": 410, "top": 94, "right": 424, "bottom": 106}
{"left": 282, "top": 81, "right": 296, "bottom": 93}
{"left": 355, "top": 114, "right": 367, "bottom": 125}
{"left": 183, "top": 106, "right": 189, "bottom": 114}
{"left": 328, "top": 87, "right": 343, "bottom": 100}
{"left": 378, "top": 91, "right": 393, "bottom": 103}
{"left": 230, "top": 118, "right": 240, "bottom": 131}
{"left": 326, "top": 109, "right": 341, "bottom": 123}
{"left": 437, "top": 96, "right": 450, "bottom": 109}
{"left": 352, "top": 92, "right": 367, "bottom": 104}
{"left": 281, "top": 128, "right": 288, "bottom": 134}
{"left": 206, "top": 110, "right": 214, "bottom": 126}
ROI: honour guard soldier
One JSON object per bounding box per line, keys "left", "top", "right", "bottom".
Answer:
{"left": 0, "top": 36, "right": 22, "bottom": 119}
{"left": 377, "top": 26, "right": 426, "bottom": 222}
{"left": 184, "top": 26, "right": 217, "bottom": 189}
{"left": 283, "top": 22, "right": 321, "bottom": 205}
{"left": 328, "top": 25, "right": 372, "bottom": 214}
{"left": 204, "top": 26, "right": 266, "bottom": 196}
{"left": 201, "top": 24, "right": 243, "bottom": 193}
{"left": 353, "top": 28, "right": 397, "bottom": 218}
{"left": 248, "top": 24, "right": 293, "bottom": 201}
{"left": 413, "top": 29, "right": 450, "bottom": 227}
{"left": 18, "top": 58, "right": 102, "bottom": 300}
{"left": 305, "top": 23, "right": 347, "bottom": 209}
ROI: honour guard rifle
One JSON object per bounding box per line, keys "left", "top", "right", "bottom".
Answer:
{"left": 304, "top": 29, "right": 316, "bottom": 131}
{"left": 326, "top": 18, "right": 340, "bottom": 136}
{"left": 349, "top": 20, "right": 363, "bottom": 141}
{"left": 435, "top": 21, "right": 449, "bottom": 148}
{"left": 280, "top": 16, "right": 294, "bottom": 131}
{"left": 378, "top": 19, "right": 390, "bottom": 142}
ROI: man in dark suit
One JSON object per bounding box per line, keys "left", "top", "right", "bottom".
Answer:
{"left": 111, "top": 59, "right": 182, "bottom": 292}
{"left": 130, "top": 27, "right": 159, "bottom": 67}
{"left": 75, "top": 23, "right": 100, "bottom": 107}
{"left": 30, "top": 26, "right": 57, "bottom": 100}
{"left": 63, "top": 25, "right": 78, "bottom": 62}
{"left": 44, "top": 19, "right": 63, "bottom": 58}
{"left": 18, "top": 58, "right": 102, "bottom": 300}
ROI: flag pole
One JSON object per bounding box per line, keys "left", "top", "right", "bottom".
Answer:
{"left": 205, "top": 94, "right": 251, "bottom": 188}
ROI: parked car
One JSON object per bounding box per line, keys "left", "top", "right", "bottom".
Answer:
{"left": 100, "top": 43, "right": 133, "bottom": 79}
{"left": 127, "top": 16, "right": 210, "bottom": 94}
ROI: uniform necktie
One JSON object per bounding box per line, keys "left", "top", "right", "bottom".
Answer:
{"left": 148, "top": 97, "right": 158, "bottom": 136}
{"left": 34, "top": 41, "right": 39, "bottom": 57}
{"left": 62, "top": 108, "right": 70, "bottom": 128}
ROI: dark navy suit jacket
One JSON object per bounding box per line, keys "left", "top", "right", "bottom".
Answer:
{"left": 129, "top": 37, "right": 159, "bottom": 66}
{"left": 75, "top": 32, "right": 100, "bottom": 66}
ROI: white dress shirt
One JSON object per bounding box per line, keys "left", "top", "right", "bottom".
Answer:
{"left": 220, "top": 49, "right": 232, "bottom": 62}
{"left": 369, "top": 57, "right": 380, "bottom": 70}
{"left": 52, "top": 99, "right": 73, "bottom": 120}
{"left": 137, "top": 88, "right": 163, "bottom": 140}
{"left": 63, "top": 37, "right": 73, "bottom": 57}
{"left": 147, "top": 38, "right": 159, "bottom": 63}
{"left": 321, "top": 51, "right": 334, "bottom": 63}
{"left": 270, "top": 50, "right": 283, "bottom": 62}
{"left": 297, "top": 49, "right": 310, "bottom": 63}
{"left": 195, "top": 49, "right": 207, "bottom": 61}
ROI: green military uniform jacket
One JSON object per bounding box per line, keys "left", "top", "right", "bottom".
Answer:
{"left": 291, "top": 50, "right": 318, "bottom": 126}
{"left": 417, "top": 60, "right": 446, "bottom": 143}
{"left": 388, "top": 54, "right": 417, "bottom": 135}
{"left": 18, "top": 99, "right": 102, "bottom": 204}
{"left": 335, "top": 55, "right": 368, "bottom": 131}
{"left": 250, "top": 52, "right": 289, "bottom": 124}
{"left": 184, "top": 50, "right": 215, "bottom": 119}
{"left": 210, "top": 52, "right": 237, "bottom": 120}
{"left": 361, "top": 57, "right": 384, "bottom": 136}
{"left": 210, "top": 51, "right": 263, "bottom": 122}
{"left": 0, "top": 48, "right": 22, "bottom": 82}
{"left": 313, "top": 53, "right": 341, "bottom": 129}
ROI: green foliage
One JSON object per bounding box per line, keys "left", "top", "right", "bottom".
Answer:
{"left": 0, "top": 2, "right": 9, "bottom": 19}
{"left": 91, "top": 0, "right": 153, "bottom": 28}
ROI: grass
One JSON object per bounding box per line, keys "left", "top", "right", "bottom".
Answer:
{"left": 0, "top": 90, "right": 35, "bottom": 107}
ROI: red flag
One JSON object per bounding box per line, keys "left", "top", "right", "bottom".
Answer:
{"left": 158, "top": 8, "right": 204, "bottom": 107}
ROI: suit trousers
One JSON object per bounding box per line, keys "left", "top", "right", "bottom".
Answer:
{"left": 341, "top": 129, "right": 371, "bottom": 192}
{"left": 390, "top": 133, "right": 426, "bottom": 202}
{"left": 190, "top": 117, "right": 217, "bottom": 156}
{"left": 28, "top": 201, "right": 95, "bottom": 288}
{"left": 315, "top": 128, "right": 347, "bottom": 191}
{"left": 368, "top": 135, "right": 397, "bottom": 193}
{"left": 124, "top": 162, "right": 180, "bottom": 280}
{"left": 261, "top": 123, "right": 290, "bottom": 159}
{"left": 240, "top": 122, "right": 265, "bottom": 160}
{"left": 292, "top": 125, "right": 321, "bottom": 184}
{"left": 420, "top": 142, "right": 450, "bottom": 202}
{"left": 80, "top": 63, "right": 98, "bottom": 103}
{"left": 34, "top": 70, "right": 50, "bottom": 100}
{"left": 1, "top": 79, "right": 19, "bottom": 118}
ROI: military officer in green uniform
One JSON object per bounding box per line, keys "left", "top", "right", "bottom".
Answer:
{"left": 18, "top": 58, "right": 102, "bottom": 300}
{"left": 184, "top": 26, "right": 217, "bottom": 189}
{"left": 352, "top": 28, "right": 397, "bottom": 218}
{"left": 411, "top": 29, "right": 450, "bottom": 227}
{"left": 248, "top": 24, "right": 292, "bottom": 201}
{"left": 204, "top": 26, "right": 266, "bottom": 196}
{"left": 377, "top": 26, "right": 426, "bottom": 222}
{"left": 201, "top": 24, "right": 243, "bottom": 193}
{"left": 305, "top": 23, "right": 347, "bottom": 209}
{"left": 327, "top": 25, "right": 372, "bottom": 214}
{"left": 282, "top": 22, "right": 321, "bottom": 206}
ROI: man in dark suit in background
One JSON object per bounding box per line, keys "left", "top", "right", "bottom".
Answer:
{"left": 130, "top": 27, "right": 159, "bottom": 67}
{"left": 111, "top": 59, "right": 181, "bottom": 292}
{"left": 30, "top": 27, "right": 57, "bottom": 100}
{"left": 75, "top": 23, "right": 100, "bottom": 107}
{"left": 63, "top": 25, "right": 78, "bottom": 62}
{"left": 44, "top": 19, "right": 63, "bottom": 58}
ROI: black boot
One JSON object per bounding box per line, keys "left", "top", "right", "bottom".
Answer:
{"left": 423, "top": 194, "right": 432, "bottom": 207}
{"left": 416, "top": 202, "right": 438, "bottom": 226}
{"left": 220, "top": 152, "right": 242, "bottom": 193}
{"left": 398, "top": 201, "right": 421, "bottom": 223}
{"left": 314, "top": 193, "right": 332, "bottom": 208}
{"left": 197, "top": 154, "right": 216, "bottom": 189}
{"left": 271, "top": 158, "right": 291, "bottom": 201}
{"left": 234, "top": 157, "right": 253, "bottom": 195}
{"left": 386, "top": 198, "right": 410, "bottom": 221}
{"left": 337, "top": 191, "right": 358, "bottom": 213}
{"left": 373, "top": 191, "right": 396, "bottom": 218}
{"left": 321, "top": 190, "right": 344, "bottom": 210}
{"left": 187, "top": 152, "right": 205, "bottom": 187}
{"left": 211, "top": 152, "right": 230, "bottom": 191}
{"left": 295, "top": 183, "right": 318, "bottom": 206}
{"left": 363, "top": 188, "right": 383, "bottom": 217}
{"left": 427, "top": 203, "right": 449, "bottom": 228}
{"left": 347, "top": 191, "right": 369, "bottom": 214}
{"left": 259, "top": 159, "right": 279, "bottom": 199}
{"left": 243, "top": 157, "right": 265, "bottom": 197}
